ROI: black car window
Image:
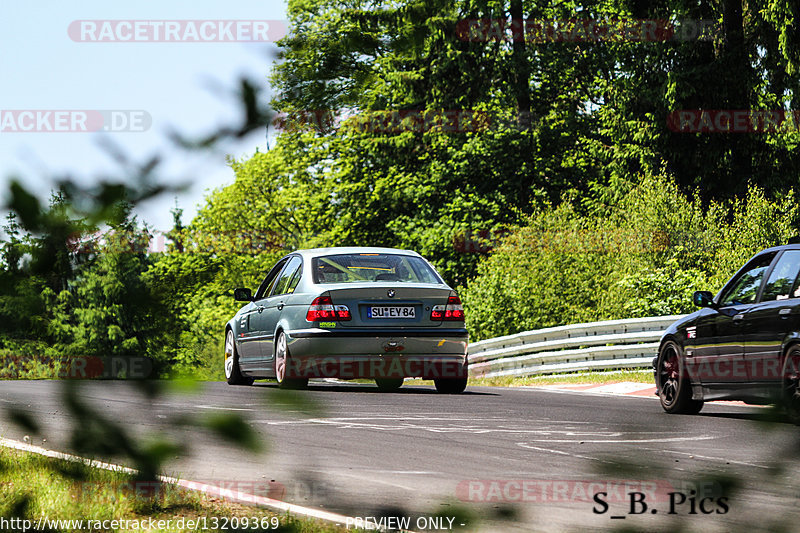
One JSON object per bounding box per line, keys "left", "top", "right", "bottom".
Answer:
{"left": 762, "top": 250, "right": 800, "bottom": 301}
{"left": 720, "top": 252, "right": 777, "bottom": 306}
{"left": 255, "top": 258, "right": 288, "bottom": 300}
{"left": 271, "top": 256, "right": 303, "bottom": 297}
{"left": 313, "top": 254, "right": 441, "bottom": 284}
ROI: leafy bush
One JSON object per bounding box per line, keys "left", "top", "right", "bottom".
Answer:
{"left": 462, "top": 174, "right": 800, "bottom": 341}
{"left": 144, "top": 234, "right": 283, "bottom": 378}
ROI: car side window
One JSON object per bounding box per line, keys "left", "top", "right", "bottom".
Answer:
{"left": 255, "top": 258, "right": 288, "bottom": 300}
{"left": 286, "top": 260, "right": 304, "bottom": 294}
{"left": 270, "top": 256, "right": 303, "bottom": 297}
{"left": 720, "top": 252, "right": 777, "bottom": 306}
{"left": 762, "top": 250, "right": 800, "bottom": 301}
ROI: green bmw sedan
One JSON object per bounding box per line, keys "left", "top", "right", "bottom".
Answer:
{"left": 224, "top": 247, "right": 469, "bottom": 393}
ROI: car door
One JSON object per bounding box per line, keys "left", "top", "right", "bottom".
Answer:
{"left": 250, "top": 255, "right": 303, "bottom": 368}
{"left": 238, "top": 257, "right": 289, "bottom": 366}
{"left": 744, "top": 249, "right": 800, "bottom": 384}
{"left": 707, "top": 252, "right": 777, "bottom": 384}
{"left": 683, "top": 307, "right": 717, "bottom": 381}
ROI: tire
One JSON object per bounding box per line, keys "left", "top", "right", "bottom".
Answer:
{"left": 225, "top": 330, "right": 254, "bottom": 386}
{"left": 375, "top": 378, "right": 404, "bottom": 392}
{"left": 655, "top": 340, "right": 702, "bottom": 414}
{"left": 434, "top": 377, "right": 468, "bottom": 394}
{"left": 275, "top": 331, "right": 308, "bottom": 390}
{"left": 782, "top": 347, "right": 800, "bottom": 424}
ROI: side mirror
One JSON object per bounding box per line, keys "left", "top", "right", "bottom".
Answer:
{"left": 692, "top": 290, "right": 715, "bottom": 308}
{"left": 233, "top": 288, "right": 253, "bottom": 302}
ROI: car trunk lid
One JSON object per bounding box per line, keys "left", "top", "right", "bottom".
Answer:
{"left": 322, "top": 283, "right": 455, "bottom": 328}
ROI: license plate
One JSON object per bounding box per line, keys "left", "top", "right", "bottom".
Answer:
{"left": 368, "top": 306, "right": 415, "bottom": 319}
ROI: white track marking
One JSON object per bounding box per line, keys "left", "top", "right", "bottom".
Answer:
{"left": 365, "top": 470, "right": 438, "bottom": 475}
{"left": 257, "top": 417, "right": 633, "bottom": 437}
{"left": 584, "top": 382, "right": 656, "bottom": 394}
{"left": 520, "top": 435, "right": 720, "bottom": 444}
{"left": 196, "top": 405, "right": 254, "bottom": 411}
{"left": 0, "top": 437, "right": 375, "bottom": 529}
{"left": 515, "top": 443, "right": 618, "bottom": 464}
{"left": 531, "top": 387, "right": 657, "bottom": 399}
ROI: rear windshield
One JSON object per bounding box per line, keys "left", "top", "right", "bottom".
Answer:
{"left": 313, "top": 254, "right": 442, "bottom": 284}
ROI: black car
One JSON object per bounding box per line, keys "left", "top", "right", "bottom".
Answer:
{"left": 655, "top": 244, "right": 800, "bottom": 417}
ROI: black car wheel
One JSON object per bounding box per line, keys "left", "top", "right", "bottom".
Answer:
{"left": 656, "top": 340, "right": 702, "bottom": 414}
{"left": 782, "top": 347, "right": 800, "bottom": 424}
{"left": 375, "top": 378, "right": 404, "bottom": 392}
{"left": 434, "top": 377, "right": 468, "bottom": 394}
{"left": 275, "top": 331, "right": 308, "bottom": 390}
{"left": 225, "top": 330, "right": 254, "bottom": 386}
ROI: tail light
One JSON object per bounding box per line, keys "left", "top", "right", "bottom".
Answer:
{"left": 431, "top": 295, "right": 465, "bottom": 321}
{"left": 334, "top": 305, "right": 352, "bottom": 320}
{"left": 306, "top": 295, "right": 351, "bottom": 322}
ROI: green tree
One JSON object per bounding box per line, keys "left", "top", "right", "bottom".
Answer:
{"left": 46, "top": 204, "right": 168, "bottom": 364}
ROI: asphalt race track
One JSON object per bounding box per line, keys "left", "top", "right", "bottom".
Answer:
{"left": 2, "top": 380, "right": 799, "bottom": 532}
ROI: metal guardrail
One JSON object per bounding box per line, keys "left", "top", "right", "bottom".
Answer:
{"left": 467, "top": 315, "right": 685, "bottom": 378}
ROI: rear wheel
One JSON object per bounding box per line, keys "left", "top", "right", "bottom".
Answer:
{"left": 782, "top": 347, "right": 800, "bottom": 424}
{"left": 275, "top": 331, "right": 308, "bottom": 390}
{"left": 225, "top": 330, "right": 254, "bottom": 386}
{"left": 434, "top": 377, "right": 468, "bottom": 394}
{"left": 375, "top": 378, "right": 404, "bottom": 392}
{"left": 656, "top": 340, "right": 702, "bottom": 414}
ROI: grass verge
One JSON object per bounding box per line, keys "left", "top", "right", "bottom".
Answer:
{"left": 463, "top": 369, "right": 654, "bottom": 387}
{"left": 0, "top": 447, "right": 350, "bottom": 533}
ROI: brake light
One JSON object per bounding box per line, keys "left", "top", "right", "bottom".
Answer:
{"left": 307, "top": 296, "right": 335, "bottom": 321}
{"left": 334, "top": 305, "right": 352, "bottom": 321}
{"left": 431, "top": 295, "right": 465, "bottom": 321}
{"left": 306, "top": 296, "right": 351, "bottom": 321}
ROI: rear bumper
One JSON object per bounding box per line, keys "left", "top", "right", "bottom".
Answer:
{"left": 284, "top": 327, "right": 468, "bottom": 379}
{"left": 288, "top": 327, "right": 468, "bottom": 339}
